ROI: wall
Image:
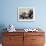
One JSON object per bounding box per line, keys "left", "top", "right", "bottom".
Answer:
{"left": 0, "top": 0, "right": 46, "bottom": 29}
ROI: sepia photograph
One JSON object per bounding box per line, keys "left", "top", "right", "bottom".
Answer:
{"left": 17, "top": 7, "right": 35, "bottom": 21}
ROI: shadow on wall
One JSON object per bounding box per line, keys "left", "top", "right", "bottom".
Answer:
{"left": 0, "top": 24, "right": 7, "bottom": 43}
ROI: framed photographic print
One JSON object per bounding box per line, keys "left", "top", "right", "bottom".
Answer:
{"left": 17, "top": 7, "right": 35, "bottom": 21}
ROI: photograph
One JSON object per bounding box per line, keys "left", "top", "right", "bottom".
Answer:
{"left": 17, "top": 7, "right": 35, "bottom": 21}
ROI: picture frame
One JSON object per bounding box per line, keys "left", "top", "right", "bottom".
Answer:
{"left": 17, "top": 7, "right": 35, "bottom": 21}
